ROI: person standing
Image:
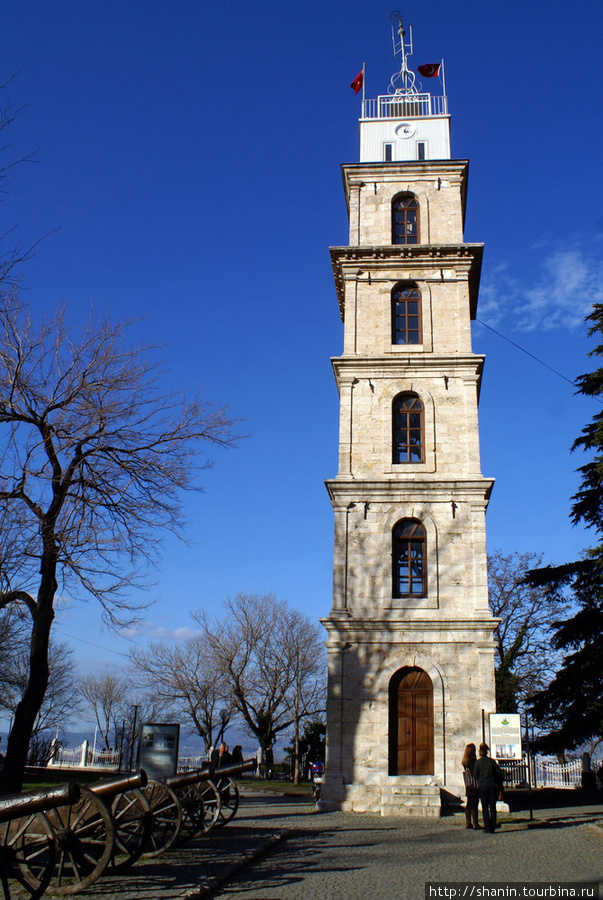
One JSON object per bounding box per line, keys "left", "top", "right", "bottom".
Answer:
{"left": 462, "top": 743, "right": 480, "bottom": 829}
{"left": 231, "top": 744, "right": 244, "bottom": 764}
{"left": 211, "top": 742, "right": 232, "bottom": 768}
{"left": 473, "top": 742, "right": 504, "bottom": 833}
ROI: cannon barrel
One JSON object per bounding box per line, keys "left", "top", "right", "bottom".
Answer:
{"left": 89, "top": 769, "right": 148, "bottom": 799}
{"left": 163, "top": 764, "right": 214, "bottom": 790}
{"left": 0, "top": 780, "right": 81, "bottom": 823}
{"left": 211, "top": 758, "right": 257, "bottom": 780}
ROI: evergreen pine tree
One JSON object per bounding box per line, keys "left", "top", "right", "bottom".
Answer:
{"left": 527, "top": 304, "right": 603, "bottom": 752}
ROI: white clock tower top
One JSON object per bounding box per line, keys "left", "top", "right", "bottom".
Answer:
{"left": 359, "top": 13, "right": 450, "bottom": 163}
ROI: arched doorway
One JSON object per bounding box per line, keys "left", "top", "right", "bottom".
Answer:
{"left": 389, "top": 667, "right": 434, "bottom": 775}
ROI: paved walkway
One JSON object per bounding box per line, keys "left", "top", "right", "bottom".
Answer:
{"left": 81, "top": 789, "right": 603, "bottom": 900}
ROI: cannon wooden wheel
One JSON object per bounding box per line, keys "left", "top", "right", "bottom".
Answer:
{"left": 214, "top": 778, "right": 239, "bottom": 828}
{"left": 0, "top": 812, "right": 56, "bottom": 900}
{"left": 45, "top": 787, "right": 114, "bottom": 895}
{"left": 140, "top": 782, "right": 182, "bottom": 858}
{"left": 106, "top": 789, "right": 153, "bottom": 871}
{"left": 194, "top": 781, "right": 221, "bottom": 833}
{"left": 173, "top": 785, "right": 205, "bottom": 844}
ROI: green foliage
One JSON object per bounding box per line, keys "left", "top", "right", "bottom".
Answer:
{"left": 527, "top": 304, "right": 603, "bottom": 751}
{"left": 301, "top": 719, "right": 326, "bottom": 760}
{"left": 494, "top": 626, "right": 526, "bottom": 714}
{"left": 487, "top": 550, "right": 567, "bottom": 713}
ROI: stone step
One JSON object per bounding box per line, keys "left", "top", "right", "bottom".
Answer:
{"left": 383, "top": 786, "right": 441, "bottom": 798}
{"left": 380, "top": 805, "right": 442, "bottom": 818}
{"left": 380, "top": 784, "right": 442, "bottom": 817}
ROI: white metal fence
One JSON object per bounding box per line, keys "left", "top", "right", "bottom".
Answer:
{"left": 499, "top": 756, "right": 583, "bottom": 789}
{"left": 362, "top": 94, "right": 448, "bottom": 120}
{"left": 177, "top": 754, "right": 206, "bottom": 772}
{"left": 534, "top": 757, "right": 582, "bottom": 789}
{"left": 47, "top": 740, "right": 121, "bottom": 771}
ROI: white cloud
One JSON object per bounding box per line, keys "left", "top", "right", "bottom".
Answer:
{"left": 119, "top": 620, "right": 200, "bottom": 642}
{"left": 478, "top": 246, "right": 603, "bottom": 332}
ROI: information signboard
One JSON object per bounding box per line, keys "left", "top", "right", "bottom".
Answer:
{"left": 137, "top": 723, "right": 180, "bottom": 779}
{"left": 489, "top": 713, "right": 522, "bottom": 761}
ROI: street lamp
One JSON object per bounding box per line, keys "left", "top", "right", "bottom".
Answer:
{"left": 128, "top": 705, "right": 141, "bottom": 772}
{"left": 216, "top": 708, "right": 229, "bottom": 746}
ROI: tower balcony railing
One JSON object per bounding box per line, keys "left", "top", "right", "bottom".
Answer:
{"left": 361, "top": 93, "right": 448, "bottom": 120}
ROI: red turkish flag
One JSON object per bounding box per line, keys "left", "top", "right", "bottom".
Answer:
{"left": 417, "top": 63, "right": 441, "bottom": 78}
{"left": 350, "top": 70, "right": 364, "bottom": 94}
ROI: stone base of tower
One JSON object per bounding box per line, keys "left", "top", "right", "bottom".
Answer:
{"left": 320, "top": 778, "right": 442, "bottom": 817}
{"left": 319, "top": 616, "right": 497, "bottom": 818}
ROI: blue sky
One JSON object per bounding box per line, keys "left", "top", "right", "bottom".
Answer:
{"left": 1, "top": 0, "right": 602, "bottom": 703}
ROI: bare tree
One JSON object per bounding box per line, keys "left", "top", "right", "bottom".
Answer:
{"left": 282, "top": 612, "right": 326, "bottom": 783}
{"left": 196, "top": 594, "right": 326, "bottom": 760}
{"left": 0, "top": 294, "right": 239, "bottom": 792}
{"left": 130, "top": 636, "right": 233, "bottom": 753}
{"left": 21, "top": 641, "right": 80, "bottom": 737}
{"left": 0, "top": 606, "right": 79, "bottom": 737}
{"left": 0, "top": 605, "right": 27, "bottom": 702}
{"left": 488, "top": 550, "right": 571, "bottom": 712}
{"left": 80, "top": 673, "right": 131, "bottom": 751}
{"left": 0, "top": 77, "right": 44, "bottom": 287}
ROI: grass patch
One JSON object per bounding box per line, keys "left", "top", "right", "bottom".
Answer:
{"left": 17, "top": 773, "right": 315, "bottom": 798}
{"left": 21, "top": 770, "right": 110, "bottom": 792}
{"left": 238, "top": 778, "right": 313, "bottom": 797}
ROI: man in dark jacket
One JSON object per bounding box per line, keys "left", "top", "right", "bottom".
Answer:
{"left": 473, "top": 742, "right": 504, "bottom": 833}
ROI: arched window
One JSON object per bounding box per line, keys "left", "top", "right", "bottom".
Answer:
{"left": 393, "top": 394, "right": 423, "bottom": 464}
{"left": 392, "top": 193, "right": 419, "bottom": 244}
{"left": 392, "top": 282, "right": 421, "bottom": 345}
{"left": 393, "top": 519, "right": 426, "bottom": 598}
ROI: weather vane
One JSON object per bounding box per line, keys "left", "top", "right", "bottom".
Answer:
{"left": 388, "top": 11, "right": 418, "bottom": 96}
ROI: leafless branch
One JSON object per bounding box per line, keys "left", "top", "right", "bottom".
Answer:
{"left": 0, "top": 293, "right": 242, "bottom": 791}
{"left": 195, "top": 594, "right": 326, "bottom": 753}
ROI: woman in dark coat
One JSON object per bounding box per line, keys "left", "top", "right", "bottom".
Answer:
{"left": 462, "top": 743, "right": 480, "bottom": 829}
{"left": 231, "top": 745, "right": 244, "bottom": 764}
{"left": 473, "top": 742, "right": 504, "bottom": 833}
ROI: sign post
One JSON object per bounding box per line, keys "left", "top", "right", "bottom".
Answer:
{"left": 489, "top": 713, "right": 522, "bottom": 816}
{"left": 137, "top": 723, "right": 180, "bottom": 779}
{"left": 489, "top": 714, "right": 522, "bottom": 761}
{"left": 523, "top": 710, "right": 534, "bottom": 821}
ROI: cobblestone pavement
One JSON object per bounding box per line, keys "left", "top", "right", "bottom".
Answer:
{"left": 212, "top": 793, "right": 603, "bottom": 900}
{"left": 67, "top": 790, "right": 603, "bottom": 900}
{"left": 78, "top": 791, "right": 309, "bottom": 900}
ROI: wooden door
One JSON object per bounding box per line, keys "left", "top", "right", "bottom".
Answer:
{"left": 389, "top": 667, "right": 433, "bottom": 775}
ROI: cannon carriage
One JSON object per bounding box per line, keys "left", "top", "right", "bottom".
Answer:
{"left": 160, "top": 756, "right": 256, "bottom": 843}
{"left": 0, "top": 781, "right": 80, "bottom": 900}
{"left": 0, "top": 758, "right": 255, "bottom": 897}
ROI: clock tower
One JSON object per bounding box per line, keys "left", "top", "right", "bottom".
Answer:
{"left": 320, "top": 17, "right": 497, "bottom": 816}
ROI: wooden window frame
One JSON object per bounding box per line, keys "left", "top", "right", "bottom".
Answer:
{"left": 392, "top": 282, "right": 422, "bottom": 345}
{"left": 392, "top": 192, "right": 419, "bottom": 245}
{"left": 392, "top": 518, "right": 427, "bottom": 598}
{"left": 392, "top": 393, "right": 424, "bottom": 464}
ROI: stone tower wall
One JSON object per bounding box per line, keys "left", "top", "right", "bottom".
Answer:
{"left": 321, "top": 153, "right": 497, "bottom": 814}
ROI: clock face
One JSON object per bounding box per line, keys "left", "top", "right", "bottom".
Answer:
{"left": 395, "top": 122, "right": 417, "bottom": 139}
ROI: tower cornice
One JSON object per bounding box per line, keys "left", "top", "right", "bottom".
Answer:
{"left": 330, "top": 243, "right": 483, "bottom": 320}
{"left": 331, "top": 354, "right": 485, "bottom": 378}
{"left": 342, "top": 158, "right": 468, "bottom": 187}
{"left": 320, "top": 617, "right": 498, "bottom": 639}
{"left": 325, "top": 478, "right": 494, "bottom": 504}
